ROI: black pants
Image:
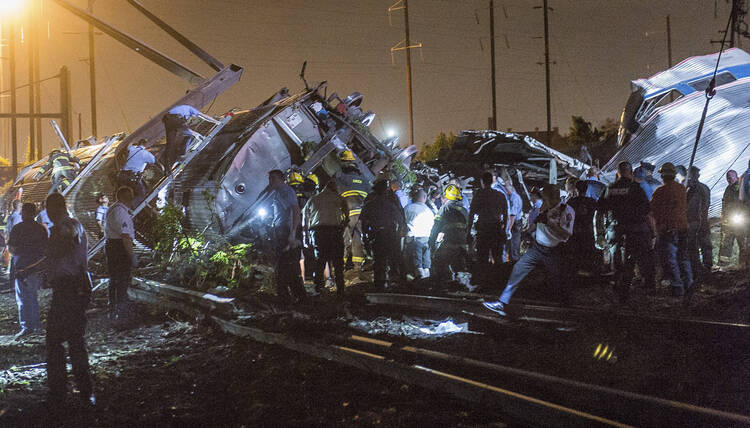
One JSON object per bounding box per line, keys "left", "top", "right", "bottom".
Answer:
{"left": 370, "top": 228, "right": 401, "bottom": 288}
{"left": 688, "top": 223, "right": 713, "bottom": 277}
{"left": 475, "top": 223, "right": 506, "bottom": 285}
{"left": 614, "top": 228, "right": 656, "bottom": 301}
{"left": 275, "top": 245, "right": 305, "bottom": 303}
{"left": 311, "top": 226, "right": 345, "bottom": 295}
{"left": 162, "top": 114, "right": 191, "bottom": 170}
{"left": 117, "top": 170, "right": 147, "bottom": 208}
{"left": 106, "top": 239, "right": 132, "bottom": 316}
{"left": 47, "top": 285, "right": 91, "bottom": 397}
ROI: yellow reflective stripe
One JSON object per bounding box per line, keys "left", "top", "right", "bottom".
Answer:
{"left": 352, "top": 256, "right": 366, "bottom": 263}
{"left": 349, "top": 209, "right": 362, "bottom": 216}
{"left": 341, "top": 190, "right": 368, "bottom": 198}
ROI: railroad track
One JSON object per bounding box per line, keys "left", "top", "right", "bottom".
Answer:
{"left": 124, "top": 278, "right": 750, "bottom": 427}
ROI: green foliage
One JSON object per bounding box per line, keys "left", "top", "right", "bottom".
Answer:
{"left": 392, "top": 160, "right": 417, "bottom": 185}
{"left": 417, "top": 132, "right": 456, "bottom": 162}
{"left": 567, "top": 115, "right": 603, "bottom": 147}
{"left": 301, "top": 140, "right": 317, "bottom": 160}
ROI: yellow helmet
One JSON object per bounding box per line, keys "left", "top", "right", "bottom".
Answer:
{"left": 339, "top": 150, "right": 355, "bottom": 162}
{"left": 443, "top": 184, "right": 462, "bottom": 201}
{"left": 288, "top": 170, "right": 304, "bottom": 185}
{"left": 306, "top": 173, "right": 319, "bottom": 186}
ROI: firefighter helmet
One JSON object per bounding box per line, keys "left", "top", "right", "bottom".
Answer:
{"left": 339, "top": 150, "right": 355, "bottom": 162}
{"left": 658, "top": 162, "right": 676, "bottom": 176}
{"left": 443, "top": 184, "right": 462, "bottom": 201}
{"left": 307, "top": 173, "right": 319, "bottom": 186}
{"left": 288, "top": 170, "right": 304, "bottom": 185}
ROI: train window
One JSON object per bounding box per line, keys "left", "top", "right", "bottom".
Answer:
{"left": 634, "top": 89, "right": 683, "bottom": 123}
{"left": 688, "top": 71, "right": 736, "bottom": 92}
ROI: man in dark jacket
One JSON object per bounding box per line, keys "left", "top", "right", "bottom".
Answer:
{"left": 360, "top": 177, "right": 406, "bottom": 288}
{"left": 566, "top": 180, "right": 598, "bottom": 276}
{"left": 468, "top": 172, "right": 507, "bottom": 285}
{"left": 686, "top": 166, "right": 713, "bottom": 277}
{"left": 429, "top": 185, "right": 470, "bottom": 283}
{"left": 719, "top": 170, "right": 745, "bottom": 266}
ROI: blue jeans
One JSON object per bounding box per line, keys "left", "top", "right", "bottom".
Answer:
{"left": 407, "top": 237, "right": 431, "bottom": 270}
{"left": 15, "top": 272, "right": 42, "bottom": 331}
{"left": 658, "top": 230, "right": 693, "bottom": 292}
{"left": 499, "top": 241, "right": 564, "bottom": 305}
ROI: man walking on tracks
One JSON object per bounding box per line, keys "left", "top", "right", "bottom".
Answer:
{"left": 483, "top": 184, "right": 574, "bottom": 316}
{"left": 597, "top": 161, "right": 655, "bottom": 302}
{"left": 105, "top": 187, "right": 137, "bottom": 320}
{"left": 44, "top": 192, "right": 93, "bottom": 406}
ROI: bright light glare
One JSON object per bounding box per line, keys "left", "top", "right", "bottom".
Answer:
{"left": 257, "top": 207, "right": 268, "bottom": 218}
{"left": 386, "top": 128, "right": 396, "bottom": 138}
{"left": 731, "top": 212, "right": 745, "bottom": 226}
{"left": 0, "top": 0, "right": 25, "bottom": 13}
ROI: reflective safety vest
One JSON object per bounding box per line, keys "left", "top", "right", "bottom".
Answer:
{"left": 336, "top": 170, "right": 371, "bottom": 218}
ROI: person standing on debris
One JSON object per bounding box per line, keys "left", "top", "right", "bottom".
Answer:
{"left": 651, "top": 162, "right": 692, "bottom": 296}
{"left": 505, "top": 181, "right": 523, "bottom": 262}
{"left": 686, "top": 166, "right": 713, "bottom": 278}
{"left": 303, "top": 179, "right": 348, "bottom": 296}
{"left": 8, "top": 203, "right": 47, "bottom": 339}
{"left": 268, "top": 169, "right": 306, "bottom": 303}
{"left": 161, "top": 104, "right": 206, "bottom": 171}
{"left": 360, "top": 177, "right": 406, "bottom": 289}
{"left": 118, "top": 138, "right": 156, "bottom": 207}
{"left": 566, "top": 180, "right": 599, "bottom": 276}
{"left": 95, "top": 194, "right": 109, "bottom": 237}
{"left": 483, "top": 184, "right": 575, "bottom": 316}
{"left": 34, "top": 149, "right": 80, "bottom": 194}
{"left": 105, "top": 187, "right": 137, "bottom": 319}
{"left": 335, "top": 150, "right": 370, "bottom": 270}
{"left": 43, "top": 192, "right": 93, "bottom": 405}
{"left": 429, "top": 184, "right": 471, "bottom": 284}
{"left": 468, "top": 172, "right": 508, "bottom": 284}
{"left": 404, "top": 189, "right": 435, "bottom": 279}
{"left": 720, "top": 170, "right": 746, "bottom": 266}
{"left": 596, "top": 161, "right": 655, "bottom": 302}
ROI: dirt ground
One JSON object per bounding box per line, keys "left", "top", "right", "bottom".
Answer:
{"left": 0, "top": 280, "right": 504, "bottom": 427}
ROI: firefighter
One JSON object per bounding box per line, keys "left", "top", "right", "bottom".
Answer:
{"left": 34, "top": 149, "right": 80, "bottom": 194}
{"left": 118, "top": 138, "right": 156, "bottom": 207}
{"left": 288, "top": 169, "right": 317, "bottom": 282}
{"left": 335, "top": 150, "right": 371, "bottom": 270}
{"left": 719, "top": 170, "right": 746, "bottom": 266}
{"left": 104, "top": 187, "right": 137, "bottom": 320}
{"left": 360, "top": 177, "right": 406, "bottom": 288}
{"left": 597, "top": 161, "right": 655, "bottom": 302}
{"left": 429, "top": 184, "right": 470, "bottom": 283}
{"left": 43, "top": 192, "right": 93, "bottom": 406}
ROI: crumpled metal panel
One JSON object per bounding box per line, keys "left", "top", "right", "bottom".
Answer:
{"left": 604, "top": 49, "right": 750, "bottom": 217}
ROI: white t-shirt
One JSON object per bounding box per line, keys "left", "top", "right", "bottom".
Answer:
{"left": 104, "top": 202, "right": 134, "bottom": 240}
{"left": 404, "top": 202, "right": 435, "bottom": 238}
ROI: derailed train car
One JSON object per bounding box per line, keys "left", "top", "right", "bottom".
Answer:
{"left": 3, "top": 83, "right": 414, "bottom": 253}
{"left": 604, "top": 48, "right": 750, "bottom": 216}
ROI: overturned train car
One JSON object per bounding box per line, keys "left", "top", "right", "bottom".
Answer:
{"left": 605, "top": 48, "right": 750, "bottom": 216}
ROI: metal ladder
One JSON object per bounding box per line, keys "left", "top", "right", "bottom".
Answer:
{"left": 87, "top": 112, "right": 234, "bottom": 260}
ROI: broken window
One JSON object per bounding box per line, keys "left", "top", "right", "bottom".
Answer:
{"left": 634, "top": 89, "right": 684, "bottom": 123}
{"left": 688, "top": 71, "right": 736, "bottom": 92}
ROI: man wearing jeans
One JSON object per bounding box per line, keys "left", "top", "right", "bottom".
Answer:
{"left": 8, "top": 203, "right": 48, "bottom": 338}
{"left": 404, "top": 189, "right": 435, "bottom": 279}
{"left": 483, "top": 185, "right": 575, "bottom": 315}
{"left": 651, "top": 162, "right": 692, "bottom": 296}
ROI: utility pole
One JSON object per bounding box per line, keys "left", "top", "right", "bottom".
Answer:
{"left": 9, "top": 21, "right": 18, "bottom": 176}
{"left": 489, "top": 0, "right": 497, "bottom": 129}
{"left": 543, "top": 0, "right": 551, "bottom": 144}
{"left": 88, "top": 0, "right": 98, "bottom": 138}
{"left": 28, "top": 2, "right": 36, "bottom": 160}
{"left": 666, "top": 15, "right": 673, "bottom": 67}
{"left": 34, "top": 0, "right": 42, "bottom": 157}
{"left": 389, "top": 0, "right": 421, "bottom": 147}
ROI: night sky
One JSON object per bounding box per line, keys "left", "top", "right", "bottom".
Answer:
{"left": 0, "top": 0, "right": 736, "bottom": 159}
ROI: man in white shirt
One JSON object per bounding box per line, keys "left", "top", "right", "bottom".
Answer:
{"left": 118, "top": 139, "right": 156, "bottom": 206}
{"left": 104, "top": 187, "right": 136, "bottom": 319}
{"left": 404, "top": 189, "right": 435, "bottom": 278}
{"left": 484, "top": 184, "right": 575, "bottom": 315}
{"left": 95, "top": 194, "right": 109, "bottom": 237}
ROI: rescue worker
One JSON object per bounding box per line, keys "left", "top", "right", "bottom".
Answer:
{"left": 566, "top": 179, "right": 598, "bottom": 276}
{"left": 335, "top": 150, "right": 370, "bottom": 270}
{"left": 686, "top": 166, "right": 713, "bottom": 277}
{"left": 118, "top": 138, "right": 156, "bottom": 207}
{"left": 391, "top": 179, "right": 409, "bottom": 208}
{"left": 468, "top": 172, "right": 508, "bottom": 285}
{"left": 429, "top": 184, "right": 470, "bottom": 283}
{"left": 105, "top": 187, "right": 137, "bottom": 320}
{"left": 582, "top": 167, "right": 606, "bottom": 201}
{"left": 8, "top": 203, "right": 47, "bottom": 338}
{"left": 483, "top": 184, "right": 575, "bottom": 315}
{"left": 597, "top": 161, "right": 655, "bottom": 302}
{"left": 36, "top": 201, "right": 54, "bottom": 235}
{"left": 633, "top": 166, "right": 656, "bottom": 200}
{"left": 303, "top": 179, "right": 348, "bottom": 296}
{"left": 674, "top": 165, "right": 687, "bottom": 185}
{"left": 267, "top": 169, "right": 306, "bottom": 303}
{"left": 719, "top": 170, "right": 745, "bottom": 266}
{"left": 404, "top": 189, "right": 435, "bottom": 279}
{"left": 289, "top": 170, "right": 317, "bottom": 281}
{"left": 651, "top": 162, "right": 692, "bottom": 296}
{"left": 44, "top": 192, "right": 93, "bottom": 405}
{"left": 162, "top": 104, "right": 204, "bottom": 171}
{"left": 360, "top": 177, "right": 406, "bottom": 288}
{"left": 95, "top": 194, "right": 109, "bottom": 237}
{"left": 34, "top": 149, "right": 80, "bottom": 194}
{"left": 640, "top": 162, "right": 662, "bottom": 190}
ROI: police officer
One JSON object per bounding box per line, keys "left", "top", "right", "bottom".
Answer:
{"left": 360, "top": 177, "right": 406, "bottom": 288}
{"left": 597, "top": 161, "right": 655, "bottom": 301}
{"left": 118, "top": 138, "right": 156, "bottom": 207}
{"left": 44, "top": 192, "right": 93, "bottom": 405}
{"left": 335, "top": 150, "right": 371, "bottom": 269}
{"left": 162, "top": 104, "right": 206, "bottom": 171}
{"left": 34, "top": 149, "right": 80, "bottom": 194}
{"left": 105, "top": 187, "right": 137, "bottom": 319}
{"left": 468, "top": 172, "right": 508, "bottom": 285}
{"left": 429, "top": 184, "right": 470, "bottom": 283}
